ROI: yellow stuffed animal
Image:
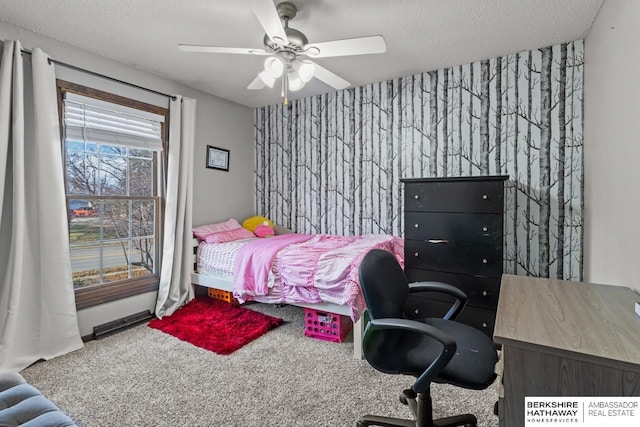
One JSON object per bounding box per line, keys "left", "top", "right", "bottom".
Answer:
{"left": 242, "top": 215, "right": 273, "bottom": 233}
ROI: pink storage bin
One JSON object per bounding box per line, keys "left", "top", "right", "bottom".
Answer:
{"left": 303, "top": 308, "right": 352, "bottom": 343}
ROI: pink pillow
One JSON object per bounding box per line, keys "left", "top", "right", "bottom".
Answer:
{"left": 254, "top": 224, "right": 275, "bottom": 238}
{"left": 204, "top": 227, "right": 255, "bottom": 243}
{"left": 193, "top": 218, "right": 242, "bottom": 240}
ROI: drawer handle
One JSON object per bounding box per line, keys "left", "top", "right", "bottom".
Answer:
{"left": 482, "top": 290, "right": 488, "bottom": 297}
{"left": 414, "top": 194, "right": 419, "bottom": 200}
{"left": 482, "top": 194, "right": 488, "bottom": 200}
{"left": 414, "top": 223, "right": 419, "bottom": 228}
{"left": 482, "top": 226, "right": 488, "bottom": 232}
{"left": 482, "top": 322, "right": 488, "bottom": 328}
{"left": 414, "top": 252, "right": 419, "bottom": 258}
{"left": 482, "top": 258, "right": 488, "bottom": 264}
{"left": 427, "top": 239, "right": 449, "bottom": 244}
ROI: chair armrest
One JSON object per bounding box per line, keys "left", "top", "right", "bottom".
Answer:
{"left": 367, "top": 318, "right": 456, "bottom": 393}
{"left": 408, "top": 281, "right": 468, "bottom": 320}
{"left": 408, "top": 281, "right": 468, "bottom": 300}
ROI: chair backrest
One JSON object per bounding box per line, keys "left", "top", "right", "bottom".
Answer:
{"left": 359, "top": 249, "right": 409, "bottom": 320}
{"left": 358, "top": 249, "right": 413, "bottom": 375}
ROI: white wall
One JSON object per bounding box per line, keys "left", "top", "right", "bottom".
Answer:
{"left": 584, "top": 0, "right": 640, "bottom": 293}
{"left": 0, "top": 22, "right": 255, "bottom": 336}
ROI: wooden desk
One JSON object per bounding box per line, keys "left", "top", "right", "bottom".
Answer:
{"left": 494, "top": 274, "right": 640, "bottom": 427}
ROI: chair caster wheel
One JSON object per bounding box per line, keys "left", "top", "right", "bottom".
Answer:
{"left": 399, "top": 394, "right": 407, "bottom": 405}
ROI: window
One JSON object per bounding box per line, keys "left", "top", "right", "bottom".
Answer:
{"left": 57, "top": 80, "right": 168, "bottom": 309}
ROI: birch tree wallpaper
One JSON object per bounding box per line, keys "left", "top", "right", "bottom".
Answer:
{"left": 254, "top": 40, "right": 584, "bottom": 280}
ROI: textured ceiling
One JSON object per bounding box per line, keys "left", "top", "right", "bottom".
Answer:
{"left": 0, "top": 0, "right": 603, "bottom": 108}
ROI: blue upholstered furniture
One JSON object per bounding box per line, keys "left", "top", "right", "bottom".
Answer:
{"left": 0, "top": 372, "right": 76, "bottom": 426}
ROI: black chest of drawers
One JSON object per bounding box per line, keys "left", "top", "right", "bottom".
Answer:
{"left": 401, "top": 176, "right": 508, "bottom": 338}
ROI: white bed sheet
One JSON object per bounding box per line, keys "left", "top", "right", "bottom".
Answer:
{"left": 197, "top": 237, "right": 255, "bottom": 277}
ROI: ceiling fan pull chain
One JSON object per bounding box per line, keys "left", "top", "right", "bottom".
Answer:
{"left": 284, "top": 74, "right": 289, "bottom": 105}
{"left": 280, "top": 73, "right": 284, "bottom": 98}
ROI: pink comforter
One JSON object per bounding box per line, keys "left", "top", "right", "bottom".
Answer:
{"left": 232, "top": 233, "right": 404, "bottom": 322}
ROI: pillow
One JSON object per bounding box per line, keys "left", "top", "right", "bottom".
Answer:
{"left": 254, "top": 224, "right": 275, "bottom": 238}
{"left": 193, "top": 218, "right": 242, "bottom": 240}
{"left": 242, "top": 216, "right": 273, "bottom": 232}
{"left": 203, "top": 227, "right": 255, "bottom": 244}
{"left": 273, "top": 224, "right": 293, "bottom": 235}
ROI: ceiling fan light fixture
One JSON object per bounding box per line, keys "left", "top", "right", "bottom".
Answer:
{"left": 288, "top": 70, "right": 305, "bottom": 91}
{"left": 264, "top": 56, "right": 284, "bottom": 78}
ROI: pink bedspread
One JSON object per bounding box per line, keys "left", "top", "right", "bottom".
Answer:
{"left": 232, "top": 233, "right": 404, "bottom": 322}
{"left": 232, "top": 234, "right": 314, "bottom": 296}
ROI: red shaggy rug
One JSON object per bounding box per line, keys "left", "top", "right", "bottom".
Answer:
{"left": 148, "top": 297, "right": 284, "bottom": 355}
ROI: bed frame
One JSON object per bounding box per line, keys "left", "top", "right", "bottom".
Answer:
{"left": 191, "top": 239, "right": 364, "bottom": 359}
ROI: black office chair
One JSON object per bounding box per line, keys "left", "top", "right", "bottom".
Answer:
{"left": 356, "top": 249, "right": 498, "bottom": 427}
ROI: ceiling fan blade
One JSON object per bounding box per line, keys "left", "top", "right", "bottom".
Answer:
{"left": 303, "top": 35, "right": 386, "bottom": 58}
{"left": 247, "top": 75, "right": 267, "bottom": 90}
{"left": 250, "top": 0, "right": 289, "bottom": 45}
{"left": 178, "top": 44, "right": 268, "bottom": 55}
{"left": 310, "top": 62, "right": 350, "bottom": 90}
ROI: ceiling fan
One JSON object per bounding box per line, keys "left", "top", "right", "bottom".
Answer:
{"left": 178, "top": 0, "right": 386, "bottom": 104}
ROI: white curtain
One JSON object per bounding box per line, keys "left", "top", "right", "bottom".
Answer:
{"left": 0, "top": 41, "right": 83, "bottom": 373}
{"left": 155, "top": 96, "right": 196, "bottom": 317}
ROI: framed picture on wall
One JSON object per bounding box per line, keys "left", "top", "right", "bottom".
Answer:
{"left": 206, "top": 145, "right": 230, "bottom": 171}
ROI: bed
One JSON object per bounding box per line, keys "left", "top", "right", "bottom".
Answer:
{"left": 190, "top": 227, "right": 404, "bottom": 359}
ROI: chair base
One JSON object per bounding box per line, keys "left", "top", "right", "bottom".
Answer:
{"left": 355, "top": 390, "right": 477, "bottom": 427}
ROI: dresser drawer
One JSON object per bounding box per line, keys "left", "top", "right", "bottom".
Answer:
{"left": 404, "top": 180, "right": 504, "bottom": 213}
{"left": 405, "top": 239, "right": 503, "bottom": 277}
{"left": 404, "top": 268, "right": 500, "bottom": 310}
{"left": 405, "top": 212, "right": 503, "bottom": 245}
{"left": 403, "top": 297, "right": 497, "bottom": 338}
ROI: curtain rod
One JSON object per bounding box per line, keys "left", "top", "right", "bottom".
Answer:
{"left": 20, "top": 48, "right": 177, "bottom": 101}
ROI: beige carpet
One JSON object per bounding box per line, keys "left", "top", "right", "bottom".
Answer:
{"left": 22, "top": 303, "right": 499, "bottom": 426}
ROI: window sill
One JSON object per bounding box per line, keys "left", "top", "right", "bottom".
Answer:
{"left": 75, "top": 276, "right": 159, "bottom": 310}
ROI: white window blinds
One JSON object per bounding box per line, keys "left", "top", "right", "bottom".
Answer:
{"left": 63, "top": 92, "right": 165, "bottom": 151}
